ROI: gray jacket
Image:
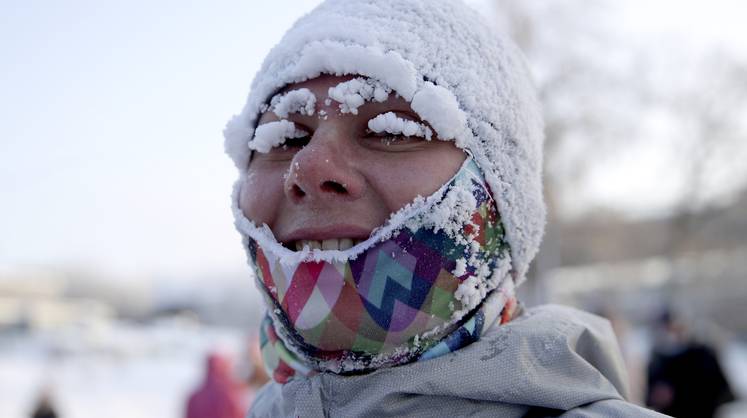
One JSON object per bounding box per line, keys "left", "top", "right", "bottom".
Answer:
{"left": 249, "top": 305, "right": 668, "bottom": 417}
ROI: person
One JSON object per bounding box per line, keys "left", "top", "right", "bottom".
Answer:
{"left": 235, "top": 335, "right": 271, "bottom": 409}
{"left": 646, "top": 310, "right": 735, "bottom": 417}
{"left": 224, "top": 0, "right": 669, "bottom": 416}
{"left": 30, "top": 388, "right": 58, "bottom": 418}
{"left": 185, "top": 352, "right": 245, "bottom": 418}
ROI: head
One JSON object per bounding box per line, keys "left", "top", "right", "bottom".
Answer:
{"left": 225, "top": 0, "right": 544, "bottom": 374}
{"left": 205, "top": 352, "right": 233, "bottom": 383}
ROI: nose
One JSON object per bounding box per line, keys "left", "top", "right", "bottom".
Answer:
{"left": 284, "top": 130, "right": 365, "bottom": 204}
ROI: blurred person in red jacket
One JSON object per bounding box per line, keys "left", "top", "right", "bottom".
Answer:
{"left": 186, "top": 352, "right": 246, "bottom": 418}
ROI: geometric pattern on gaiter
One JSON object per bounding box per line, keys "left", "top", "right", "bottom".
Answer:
{"left": 250, "top": 174, "right": 505, "bottom": 357}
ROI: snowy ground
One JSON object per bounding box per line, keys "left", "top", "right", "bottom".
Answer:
{"left": 0, "top": 318, "right": 246, "bottom": 418}
{"left": 1, "top": 320, "right": 745, "bottom": 418}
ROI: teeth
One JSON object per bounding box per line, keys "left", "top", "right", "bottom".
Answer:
{"left": 292, "top": 238, "right": 361, "bottom": 251}
{"left": 339, "top": 238, "right": 353, "bottom": 250}
{"left": 321, "top": 239, "right": 338, "bottom": 250}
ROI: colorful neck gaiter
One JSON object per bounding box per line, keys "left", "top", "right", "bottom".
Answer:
{"left": 260, "top": 284, "right": 518, "bottom": 384}
{"left": 234, "top": 158, "right": 515, "bottom": 378}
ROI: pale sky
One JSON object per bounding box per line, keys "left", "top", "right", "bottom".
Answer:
{"left": 1, "top": 0, "right": 322, "bottom": 279}
{"left": 1, "top": 0, "right": 745, "bottom": 281}
{"left": 576, "top": 0, "right": 747, "bottom": 218}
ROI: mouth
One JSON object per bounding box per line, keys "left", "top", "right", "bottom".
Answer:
{"left": 278, "top": 225, "right": 373, "bottom": 252}
{"left": 284, "top": 238, "right": 367, "bottom": 251}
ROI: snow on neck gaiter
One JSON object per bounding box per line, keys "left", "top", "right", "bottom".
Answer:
{"left": 234, "top": 157, "right": 514, "bottom": 376}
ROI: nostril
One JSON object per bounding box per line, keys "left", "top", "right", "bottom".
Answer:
{"left": 291, "top": 184, "right": 306, "bottom": 199}
{"left": 320, "top": 180, "right": 347, "bottom": 194}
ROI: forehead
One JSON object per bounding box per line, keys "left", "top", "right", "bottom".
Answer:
{"left": 277, "top": 74, "right": 356, "bottom": 96}
{"left": 259, "top": 74, "right": 415, "bottom": 121}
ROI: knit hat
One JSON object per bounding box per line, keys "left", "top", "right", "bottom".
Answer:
{"left": 224, "top": 0, "right": 545, "bottom": 284}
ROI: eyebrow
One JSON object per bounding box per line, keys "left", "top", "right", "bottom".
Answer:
{"left": 328, "top": 77, "right": 392, "bottom": 115}
{"left": 268, "top": 88, "right": 317, "bottom": 118}
{"left": 249, "top": 120, "right": 308, "bottom": 153}
{"left": 367, "top": 111, "right": 433, "bottom": 140}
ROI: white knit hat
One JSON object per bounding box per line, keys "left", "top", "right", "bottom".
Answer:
{"left": 224, "top": 0, "right": 545, "bottom": 284}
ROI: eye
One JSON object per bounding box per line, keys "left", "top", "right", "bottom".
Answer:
{"left": 363, "top": 111, "right": 433, "bottom": 150}
{"left": 277, "top": 133, "right": 311, "bottom": 150}
{"left": 265, "top": 130, "right": 310, "bottom": 158}
{"left": 250, "top": 120, "right": 311, "bottom": 161}
{"left": 363, "top": 128, "right": 421, "bottom": 146}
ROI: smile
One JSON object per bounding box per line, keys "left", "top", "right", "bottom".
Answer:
{"left": 290, "top": 238, "right": 366, "bottom": 251}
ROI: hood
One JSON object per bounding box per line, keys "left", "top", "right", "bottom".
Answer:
{"left": 225, "top": 0, "right": 545, "bottom": 284}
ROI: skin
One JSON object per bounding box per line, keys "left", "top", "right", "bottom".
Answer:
{"left": 239, "top": 74, "right": 466, "bottom": 246}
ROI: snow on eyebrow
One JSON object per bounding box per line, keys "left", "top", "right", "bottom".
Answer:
{"left": 270, "top": 88, "right": 317, "bottom": 118}
{"left": 249, "top": 120, "right": 307, "bottom": 153}
{"left": 327, "top": 77, "right": 392, "bottom": 115}
{"left": 367, "top": 112, "right": 433, "bottom": 140}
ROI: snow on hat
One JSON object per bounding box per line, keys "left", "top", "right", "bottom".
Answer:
{"left": 224, "top": 0, "right": 545, "bottom": 284}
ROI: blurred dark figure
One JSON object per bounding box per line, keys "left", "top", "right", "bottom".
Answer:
{"left": 646, "top": 310, "right": 735, "bottom": 417}
{"left": 186, "top": 352, "right": 246, "bottom": 418}
{"left": 30, "top": 388, "right": 58, "bottom": 418}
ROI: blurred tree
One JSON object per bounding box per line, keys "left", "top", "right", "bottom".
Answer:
{"left": 491, "top": 0, "right": 747, "bottom": 302}
{"left": 493, "top": 0, "right": 648, "bottom": 303}
{"left": 655, "top": 52, "right": 747, "bottom": 256}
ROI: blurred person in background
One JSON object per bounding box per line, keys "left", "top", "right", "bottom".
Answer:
{"left": 245, "top": 336, "right": 270, "bottom": 389}
{"left": 185, "top": 352, "right": 245, "bottom": 418}
{"left": 224, "top": 0, "right": 668, "bottom": 416}
{"left": 235, "top": 335, "right": 270, "bottom": 408}
{"left": 30, "top": 387, "right": 58, "bottom": 418}
{"left": 646, "top": 309, "right": 735, "bottom": 417}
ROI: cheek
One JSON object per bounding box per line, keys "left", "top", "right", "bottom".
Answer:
{"left": 366, "top": 147, "right": 466, "bottom": 214}
{"left": 239, "top": 168, "right": 285, "bottom": 226}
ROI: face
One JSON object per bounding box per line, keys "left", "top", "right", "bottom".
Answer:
{"left": 239, "top": 75, "right": 465, "bottom": 250}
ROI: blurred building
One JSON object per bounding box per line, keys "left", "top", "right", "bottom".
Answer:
{"left": 536, "top": 191, "right": 747, "bottom": 334}
{"left": 0, "top": 268, "right": 115, "bottom": 332}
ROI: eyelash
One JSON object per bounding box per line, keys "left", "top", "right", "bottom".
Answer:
{"left": 266, "top": 119, "right": 423, "bottom": 154}
{"left": 364, "top": 129, "right": 410, "bottom": 143}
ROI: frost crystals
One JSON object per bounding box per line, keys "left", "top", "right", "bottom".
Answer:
{"left": 270, "top": 88, "right": 316, "bottom": 118}
{"left": 249, "top": 120, "right": 308, "bottom": 153}
{"left": 328, "top": 77, "right": 392, "bottom": 115}
{"left": 368, "top": 112, "right": 433, "bottom": 140}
